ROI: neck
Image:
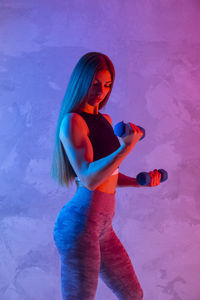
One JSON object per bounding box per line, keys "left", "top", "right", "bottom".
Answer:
{"left": 77, "top": 103, "right": 99, "bottom": 115}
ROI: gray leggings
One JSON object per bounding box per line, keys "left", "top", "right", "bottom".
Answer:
{"left": 53, "top": 186, "right": 143, "bottom": 300}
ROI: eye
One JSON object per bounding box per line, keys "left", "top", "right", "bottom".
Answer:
{"left": 93, "top": 83, "right": 112, "bottom": 88}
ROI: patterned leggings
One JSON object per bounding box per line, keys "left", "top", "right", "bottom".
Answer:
{"left": 53, "top": 186, "right": 143, "bottom": 300}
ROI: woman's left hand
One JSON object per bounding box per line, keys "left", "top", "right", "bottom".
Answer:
{"left": 148, "top": 169, "right": 162, "bottom": 187}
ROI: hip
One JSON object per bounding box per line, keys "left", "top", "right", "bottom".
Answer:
{"left": 53, "top": 186, "right": 116, "bottom": 234}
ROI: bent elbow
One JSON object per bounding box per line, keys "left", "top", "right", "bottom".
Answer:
{"left": 86, "top": 179, "right": 95, "bottom": 191}
{"left": 84, "top": 176, "right": 97, "bottom": 191}
{"left": 87, "top": 178, "right": 99, "bottom": 191}
{"left": 77, "top": 176, "right": 94, "bottom": 191}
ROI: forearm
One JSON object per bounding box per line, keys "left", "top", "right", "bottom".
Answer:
{"left": 87, "top": 142, "right": 136, "bottom": 190}
{"left": 116, "top": 172, "right": 150, "bottom": 188}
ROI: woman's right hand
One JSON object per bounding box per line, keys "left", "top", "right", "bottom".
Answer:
{"left": 120, "top": 122, "right": 144, "bottom": 148}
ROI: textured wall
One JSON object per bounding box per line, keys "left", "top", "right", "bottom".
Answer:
{"left": 0, "top": 0, "right": 200, "bottom": 299}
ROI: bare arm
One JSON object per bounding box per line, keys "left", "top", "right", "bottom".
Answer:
{"left": 59, "top": 113, "right": 139, "bottom": 191}
{"left": 116, "top": 172, "right": 150, "bottom": 188}
{"left": 100, "top": 115, "right": 160, "bottom": 189}
{"left": 86, "top": 143, "right": 134, "bottom": 190}
{"left": 116, "top": 171, "right": 161, "bottom": 188}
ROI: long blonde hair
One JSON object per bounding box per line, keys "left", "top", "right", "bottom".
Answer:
{"left": 51, "top": 52, "right": 115, "bottom": 187}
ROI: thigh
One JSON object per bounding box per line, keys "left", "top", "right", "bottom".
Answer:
{"left": 60, "top": 231, "right": 101, "bottom": 300}
{"left": 53, "top": 201, "right": 101, "bottom": 299}
{"left": 99, "top": 227, "right": 143, "bottom": 300}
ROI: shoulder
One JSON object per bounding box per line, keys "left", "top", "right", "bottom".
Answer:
{"left": 60, "top": 113, "right": 89, "bottom": 137}
{"left": 101, "top": 113, "right": 112, "bottom": 126}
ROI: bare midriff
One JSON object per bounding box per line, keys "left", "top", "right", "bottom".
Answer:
{"left": 75, "top": 173, "right": 118, "bottom": 194}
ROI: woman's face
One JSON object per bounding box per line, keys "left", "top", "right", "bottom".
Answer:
{"left": 86, "top": 69, "right": 112, "bottom": 106}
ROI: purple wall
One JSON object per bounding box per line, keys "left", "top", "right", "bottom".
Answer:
{"left": 0, "top": 0, "right": 200, "bottom": 299}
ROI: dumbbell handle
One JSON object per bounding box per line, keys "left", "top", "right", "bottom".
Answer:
{"left": 114, "top": 121, "right": 145, "bottom": 141}
{"left": 136, "top": 169, "right": 168, "bottom": 186}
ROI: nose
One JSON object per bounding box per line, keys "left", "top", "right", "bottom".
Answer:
{"left": 96, "top": 84, "right": 104, "bottom": 94}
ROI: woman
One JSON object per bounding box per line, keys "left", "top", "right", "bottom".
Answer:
{"left": 51, "top": 52, "right": 161, "bottom": 300}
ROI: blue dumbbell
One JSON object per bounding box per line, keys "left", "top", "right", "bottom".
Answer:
{"left": 136, "top": 169, "right": 168, "bottom": 186}
{"left": 114, "top": 121, "right": 145, "bottom": 140}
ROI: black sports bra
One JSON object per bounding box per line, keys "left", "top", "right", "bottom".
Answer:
{"left": 74, "top": 111, "right": 121, "bottom": 178}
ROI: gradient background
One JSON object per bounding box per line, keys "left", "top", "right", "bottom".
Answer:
{"left": 0, "top": 0, "right": 200, "bottom": 299}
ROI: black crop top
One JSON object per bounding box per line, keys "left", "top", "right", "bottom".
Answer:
{"left": 74, "top": 111, "right": 121, "bottom": 176}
